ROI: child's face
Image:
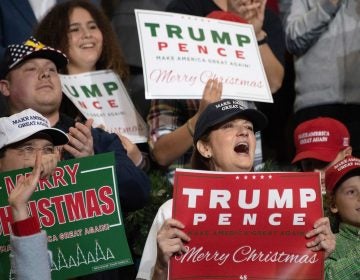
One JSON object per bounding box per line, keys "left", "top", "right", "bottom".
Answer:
{"left": 331, "top": 175, "right": 360, "bottom": 228}
{"left": 0, "top": 138, "right": 55, "bottom": 172}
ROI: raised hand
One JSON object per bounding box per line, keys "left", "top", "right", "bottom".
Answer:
{"left": 198, "top": 79, "right": 223, "bottom": 115}
{"left": 189, "top": 79, "right": 223, "bottom": 130}
{"left": 8, "top": 151, "right": 58, "bottom": 222}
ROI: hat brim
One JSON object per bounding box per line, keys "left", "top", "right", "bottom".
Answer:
{"left": 332, "top": 168, "right": 360, "bottom": 192}
{"left": 291, "top": 149, "right": 339, "bottom": 164}
{"left": 37, "top": 128, "right": 69, "bottom": 146}
{"left": 0, "top": 48, "right": 68, "bottom": 80}
{"left": 194, "top": 108, "right": 268, "bottom": 144}
{"left": 9, "top": 128, "right": 68, "bottom": 147}
{"left": 233, "top": 109, "right": 268, "bottom": 133}
{"left": 14, "top": 49, "right": 68, "bottom": 71}
{"left": 212, "top": 108, "right": 268, "bottom": 133}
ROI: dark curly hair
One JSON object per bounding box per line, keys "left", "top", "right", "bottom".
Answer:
{"left": 34, "top": 0, "right": 129, "bottom": 80}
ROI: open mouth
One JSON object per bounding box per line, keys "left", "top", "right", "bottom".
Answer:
{"left": 234, "top": 142, "right": 249, "bottom": 154}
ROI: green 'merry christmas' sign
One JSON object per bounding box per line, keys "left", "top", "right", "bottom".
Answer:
{"left": 0, "top": 153, "right": 132, "bottom": 279}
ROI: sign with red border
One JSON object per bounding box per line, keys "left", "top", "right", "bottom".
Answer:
{"left": 171, "top": 169, "right": 324, "bottom": 280}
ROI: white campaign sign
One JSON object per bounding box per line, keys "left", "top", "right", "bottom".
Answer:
{"left": 135, "top": 9, "right": 272, "bottom": 103}
{"left": 60, "top": 70, "right": 148, "bottom": 143}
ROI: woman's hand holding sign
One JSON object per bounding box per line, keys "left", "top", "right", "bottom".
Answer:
{"left": 188, "top": 79, "right": 223, "bottom": 137}
{"left": 153, "top": 218, "right": 191, "bottom": 280}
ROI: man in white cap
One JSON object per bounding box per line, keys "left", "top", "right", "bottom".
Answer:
{"left": 0, "top": 108, "right": 69, "bottom": 280}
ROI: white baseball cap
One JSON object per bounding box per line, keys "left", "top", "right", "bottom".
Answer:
{"left": 0, "top": 109, "right": 68, "bottom": 149}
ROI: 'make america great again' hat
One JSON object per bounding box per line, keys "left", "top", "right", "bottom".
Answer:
{"left": 193, "top": 99, "right": 267, "bottom": 144}
{"left": 0, "top": 109, "right": 68, "bottom": 149}
{"left": 292, "top": 117, "right": 350, "bottom": 164}
{"left": 325, "top": 156, "right": 360, "bottom": 193}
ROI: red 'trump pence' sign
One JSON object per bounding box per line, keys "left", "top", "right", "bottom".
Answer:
{"left": 171, "top": 169, "right": 324, "bottom": 280}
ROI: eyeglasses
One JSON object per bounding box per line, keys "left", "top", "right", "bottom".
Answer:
{"left": 11, "top": 145, "right": 56, "bottom": 157}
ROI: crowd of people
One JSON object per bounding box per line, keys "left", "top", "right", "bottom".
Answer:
{"left": 0, "top": 0, "right": 359, "bottom": 279}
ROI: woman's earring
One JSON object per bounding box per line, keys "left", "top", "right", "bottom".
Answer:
{"left": 207, "top": 154, "right": 212, "bottom": 158}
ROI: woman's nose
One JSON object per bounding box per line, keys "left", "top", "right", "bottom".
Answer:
{"left": 237, "top": 126, "right": 249, "bottom": 136}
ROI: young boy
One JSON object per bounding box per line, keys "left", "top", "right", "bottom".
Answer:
{"left": 324, "top": 156, "right": 360, "bottom": 279}
{"left": 0, "top": 108, "right": 68, "bottom": 280}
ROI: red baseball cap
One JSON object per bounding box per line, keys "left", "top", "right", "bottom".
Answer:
{"left": 325, "top": 156, "right": 360, "bottom": 193}
{"left": 206, "top": 11, "right": 247, "bottom": 24}
{"left": 292, "top": 117, "right": 350, "bottom": 164}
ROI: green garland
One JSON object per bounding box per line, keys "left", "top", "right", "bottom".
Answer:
{"left": 124, "top": 170, "right": 172, "bottom": 257}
